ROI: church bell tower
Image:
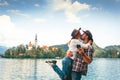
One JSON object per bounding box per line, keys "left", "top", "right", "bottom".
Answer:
{"left": 35, "top": 34, "right": 38, "bottom": 49}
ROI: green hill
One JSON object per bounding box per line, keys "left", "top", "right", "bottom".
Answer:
{"left": 92, "top": 42, "right": 105, "bottom": 57}
{"left": 52, "top": 44, "right": 68, "bottom": 52}
{"left": 53, "top": 43, "right": 120, "bottom": 58}
{"left": 2, "top": 43, "right": 120, "bottom": 58}
{"left": 53, "top": 43, "right": 104, "bottom": 57}
{"left": 103, "top": 45, "right": 120, "bottom": 58}
{"left": 105, "top": 45, "right": 120, "bottom": 51}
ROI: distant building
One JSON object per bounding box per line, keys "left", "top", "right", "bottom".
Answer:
{"left": 28, "top": 34, "right": 38, "bottom": 50}
{"left": 42, "top": 45, "right": 49, "bottom": 50}
{"left": 52, "top": 47, "right": 58, "bottom": 51}
{"left": 35, "top": 34, "right": 38, "bottom": 49}
{"left": 28, "top": 41, "right": 32, "bottom": 50}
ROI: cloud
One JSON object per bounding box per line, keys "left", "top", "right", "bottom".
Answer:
{"left": 7, "top": 9, "right": 29, "bottom": 17}
{"left": 0, "top": 15, "right": 15, "bottom": 33}
{"left": 0, "top": 15, "right": 30, "bottom": 47}
{"left": 0, "top": 1, "right": 9, "bottom": 6}
{"left": 65, "top": 12, "right": 80, "bottom": 23}
{"left": 91, "top": 7, "right": 99, "bottom": 10}
{"left": 34, "top": 18, "right": 46, "bottom": 23}
{"left": 0, "top": 15, "right": 16, "bottom": 46}
{"left": 53, "top": 0, "right": 90, "bottom": 23}
{"left": 13, "top": 0, "right": 18, "bottom": 2}
{"left": 115, "top": 0, "right": 120, "bottom": 2}
{"left": 34, "top": 4, "right": 40, "bottom": 7}
{"left": 84, "top": 15, "right": 90, "bottom": 19}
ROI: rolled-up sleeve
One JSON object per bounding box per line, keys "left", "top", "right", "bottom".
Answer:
{"left": 88, "top": 46, "right": 94, "bottom": 61}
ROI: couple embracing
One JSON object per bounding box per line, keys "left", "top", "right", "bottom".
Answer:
{"left": 46, "top": 28, "right": 94, "bottom": 80}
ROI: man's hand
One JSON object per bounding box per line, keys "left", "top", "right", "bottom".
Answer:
{"left": 77, "top": 48, "right": 84, "bottom": 55}
{"left": 77, "top": 48, "right": 92, "bottom": 64}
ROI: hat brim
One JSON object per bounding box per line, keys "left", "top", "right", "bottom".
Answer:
{"left": 82, "top": 30, "right": 93, "bottom": 40}
{"left": 82, "top": 30, "right": 86, "bottom": 33}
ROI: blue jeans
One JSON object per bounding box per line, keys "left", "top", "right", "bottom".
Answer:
{"left": 72, "top": 71, "right": 82, "bottom": 80}
{"left": 52, "top": 57, "right": 73, "bottom": 80}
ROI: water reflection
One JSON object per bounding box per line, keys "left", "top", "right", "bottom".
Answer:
{"left": 33, "top": 59, "right": 37, "bottom": 80}
{"left": 0, "top": 58, "right": 120, "bottom": 80}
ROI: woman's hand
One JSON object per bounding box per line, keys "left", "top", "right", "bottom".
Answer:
{"left": 66, "top": 50, "right": 73, "bottom": 57}
{"left": 88, "top": 40, "right": 93, "bottom": 45}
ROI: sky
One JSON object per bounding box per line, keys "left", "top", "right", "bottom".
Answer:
{"left": 0, "top": 0, "right": 120, "bottom": 48}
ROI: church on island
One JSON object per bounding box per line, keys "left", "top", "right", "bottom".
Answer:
{"left": 28, "top": 34, "right": 38, "bottom": 50}
{"left": 3, "top": 34, "right": 62, "bottom": 58}
{"left": 27, "top": 34, "right": 56, "bottom": 51}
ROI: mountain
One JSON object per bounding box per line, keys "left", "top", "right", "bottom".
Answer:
{"left": 53, "top": 43, "right": 120, "bottom": 58}
{"left": 92, "top": 42, "right": 105, "bottom": 57}
{"left": 0, "top": 46, "right": 7, "bottom": 54}
{"left": 52, "top": 44, "right": 68, "bottom": 52}
{"left": 105, "top": 45, "right": 120, "bottom": 51}
{"left": 2, "top": 43, "right": 120, "bottom": 58}
{"left": 53, "top": 42, "right": 103, "bottom": 56}
{"left": 103, "top": 45, "right": 120, "bottom": 58}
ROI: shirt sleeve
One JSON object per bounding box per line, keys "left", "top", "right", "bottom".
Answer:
{"left": 68, "top": 39, "right": 78, "bottom": 52}
{"left": 81, "top": 43, "right": 91, "bottom": 49}
{"left": 88, "top": 46, "right": 94, "bottom": 61}
{"left": 75, "top": 40, "right": 91, "bottom": 49}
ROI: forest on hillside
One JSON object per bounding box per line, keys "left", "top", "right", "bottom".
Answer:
{"left": 54, "top": 43, "right": 120, "bottom": 58}
{"left": 2, "top": 43, "right": 120, "bottom": 58}
{"left": 3, "top": 44, "right": 65, "bottom": 58}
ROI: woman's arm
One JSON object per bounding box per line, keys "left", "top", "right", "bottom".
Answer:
{"left": 77, "top": 40, "right": 92, "bottom": 49}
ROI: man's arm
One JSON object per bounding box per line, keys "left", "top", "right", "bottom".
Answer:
{"left": 77, "top": 48, "right": 92, "bottom": 64}
{"left": 82, "top": 53, "right": 92, "bottom": 64}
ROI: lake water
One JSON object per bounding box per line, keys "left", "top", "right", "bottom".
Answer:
{"left": 0, "top": 58, "right": 120, "bottom": 80}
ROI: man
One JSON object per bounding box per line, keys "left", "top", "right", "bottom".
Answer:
{"left": 72, "top": 30, "right": 94, "bottom": 80}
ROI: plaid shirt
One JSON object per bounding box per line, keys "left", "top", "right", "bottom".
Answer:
{"left": 72, "top": 46, "right": 94, "bottom": 75}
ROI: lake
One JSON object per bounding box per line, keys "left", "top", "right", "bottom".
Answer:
{"left": 0, "top": 58, "right": 120, "bottom": 80}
